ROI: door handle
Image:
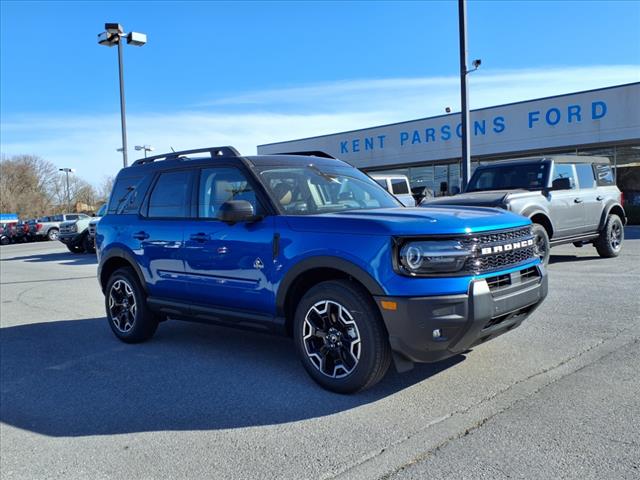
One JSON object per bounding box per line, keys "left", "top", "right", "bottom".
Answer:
{"left": 573, "top": 198, "right": 583, "bottom": 204}
{"left": 596, "top": 195, "right": 604, "bottom": 201}
{"left": 133, "top": 231, "right": 149, "bottom": 240}
{"left": 190, "top": 232, "right": 210, "bottom": 242}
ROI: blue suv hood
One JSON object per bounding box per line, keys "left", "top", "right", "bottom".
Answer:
{"left": 284, "top": 206, "right": 530, "bottom": 236}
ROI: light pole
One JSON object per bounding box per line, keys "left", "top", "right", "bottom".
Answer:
{"left": 59, "top": 168, "right": 75, "bottom": 212}
{"left": 98, "top": 23, "right": 147, "bottom": 168}
{"left": 458, "top": 0, "right": 481, "bottom": 191}
{"left": 135, "top": 145, "right": 154, "bottom": 158}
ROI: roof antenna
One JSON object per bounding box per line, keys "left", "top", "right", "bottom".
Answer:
{"left": 170, "top": 146, "right": 176, "bottom": 152}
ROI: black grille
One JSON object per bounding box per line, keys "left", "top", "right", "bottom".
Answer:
{"left": 461, "top": 226, "right": 532, "bottom": 246}
{"left": 461, "top": 226, "right": 536, "bottom": 275}
{"left": 486, "top": 273, "right": 511, "bottom": 290}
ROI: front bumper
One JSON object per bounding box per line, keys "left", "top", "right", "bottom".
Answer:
{"left": 58, "top": 232, "right": 82, "bottom": 245}
{"left": 375, "top": 265, "right": 548, "bottom": 366}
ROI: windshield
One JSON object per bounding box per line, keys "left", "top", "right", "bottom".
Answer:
{"left": 466, "top": 163, "right": 549, "bottom": 192}
{"left": 257, "top": 165, "right": 401, "bottom": 215}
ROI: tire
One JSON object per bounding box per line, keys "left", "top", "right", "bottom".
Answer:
{"left": 532, "top": 223, "right": 550, "bottom": 265}
{"left": 47, "top": 228, "right": 59, "bottom": 241}
{"left": 595, "top": 214, "right": 623, "bottom": 258}
{"left": 293, "top": 279, "right": 391, "bottom": 394}
{"left": 82, "top": 234, "right": 96, "bottom": 254}
{"left": 105, "top": 267, "right": 158, "bottom": 343}
{"left": 66, "top": 243, "right": 85, "bottom": 253}
{"left": 0, "top": 236, "right": 9, "bottom": 246}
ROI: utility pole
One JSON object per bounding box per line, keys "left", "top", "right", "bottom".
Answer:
{"left": 59, "top": 168, "right": 75, "bottom": 212}
{"left": 458, "top": 0, "right": 471, "bottom": 191}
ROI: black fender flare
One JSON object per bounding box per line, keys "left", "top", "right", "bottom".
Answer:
{"left": 98, "top": 247, "right": 148, "bottom": 294}
{"left": 275, "top": 256, "right": 386, "bottom": 317}
{"left": 599, "top": 202, "right": 626, "bottom": 229}
{"left": 521, "top": 208, "right": 554, "bottom": 235}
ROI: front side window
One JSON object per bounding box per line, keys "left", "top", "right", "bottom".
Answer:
{"left": 198, "top": 167, "right": 261, "bottom": 219}
{"left": 467, "top": 163, "right": 549, "bottom": 192}
{"left": 66, "top": 215, "right": 78, "bottom": 220}
{"left": 257, "top": 165, "right": 401, "bottom": 215}
{"left": 147, "top": 170, "right": 191, "bottom": 218}
{"left": 575, "top": 164, "right": 596, "bottom": 189}
{"left": 551, "top": 164, "right": 577, "bottom": 189}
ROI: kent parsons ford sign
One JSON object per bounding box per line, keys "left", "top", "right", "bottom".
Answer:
{"left": 258, "top": 83, "right": 640, "bottom": 169}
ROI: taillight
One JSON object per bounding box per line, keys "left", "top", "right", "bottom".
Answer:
{"left": 36, "top": 223, "right": 43, "bottom": 231}
{"left": 620, "top": 191, "right": 624, "bottom": 205}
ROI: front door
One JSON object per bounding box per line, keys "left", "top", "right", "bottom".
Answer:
{"left": 182, "top": 166, "right": 275, "bottom": 317}
{"left": 547, "top": 163, "right": 585, "bottom": 238}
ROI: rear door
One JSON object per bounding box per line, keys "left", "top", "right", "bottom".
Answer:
{"left": 575, "top": 163, "right": 601, "bottom": 233}
{"left": 547, "top": 163, "right": 585, "bottom": 237}
{"left": 136, "top": 169, "right": 192, "bottom": 301}
{"left": 181, "top": 166, "right": 276, "bottom": 317}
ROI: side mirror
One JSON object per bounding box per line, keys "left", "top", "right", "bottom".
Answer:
{"left": 551, "top": 177, "right": 572, "bottom": 191}
{"left": 218, "top": 200, "right": 257, "bottom": 224}
{"left": 451, "top": 186, "right": 461, "bottom": 195}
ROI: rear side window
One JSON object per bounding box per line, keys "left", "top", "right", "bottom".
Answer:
{"left": 594, "top": 164, "right": 615, "bottom": 186}
{"left": 575, "top": 164, "right": 596, "bottom": 189}
{"left": 108, "top": 175, "right": 151, "bottom": 214}
{"left": 147, "top": 171, "right": 191, "bottom": 218}
{"left": 391, "top": 179, "right": 410, "bottom": 195}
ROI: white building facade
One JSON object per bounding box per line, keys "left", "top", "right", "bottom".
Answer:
{"left": 258, "top": 83, "right": 640, "bottom": 199}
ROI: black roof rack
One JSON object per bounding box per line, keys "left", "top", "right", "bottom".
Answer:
{"left": 271, "top": 150, "right": 335, "bottom": 159}
{"left": 131, "top": 146, "right": 241, "bottom": 166}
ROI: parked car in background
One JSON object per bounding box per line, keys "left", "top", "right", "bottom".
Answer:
{"left": 58, "top": 214, "right": 94, "bottom": 253}
{"left": 87, "top": 204, "right": 107, "bottom": 248}
{"left": 36, "top": 213, "right": 89, "bottom": 242}
{"left": 422, "top": 156, "right": 626, "bottom": 263}
{"left": 12, "top": 221, "right": 31, "bottom": 243}
{"left": 97, "top": 146, "right": 547, "bottom": 393}
{"left": 0, "top": 222, "right": 18, "bottom": 245}
{"left": 370, "top": 174, "right": 416, "bottom": 206}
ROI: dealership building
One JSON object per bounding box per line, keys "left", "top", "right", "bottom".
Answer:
{"left": 258, "top": 82, "right": 640, "bottom": 199}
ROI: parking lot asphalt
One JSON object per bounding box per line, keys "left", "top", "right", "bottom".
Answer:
{"left": 1, "top": 230, "right": 639, "bottom": 480}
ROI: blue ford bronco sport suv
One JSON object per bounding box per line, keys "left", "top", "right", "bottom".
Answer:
{"left": 97, "top": 146, "right": 548, "bottom": 393}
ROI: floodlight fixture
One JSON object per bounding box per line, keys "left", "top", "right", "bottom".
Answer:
{"left": 105, "top": 23, "right": 124, "bottom": 34}
{"left": 127, "top": 32, "right": 147, "bottom": 46}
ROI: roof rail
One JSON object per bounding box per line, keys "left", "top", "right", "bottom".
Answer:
{"left": 272, "top": 150, "right": 336, "bottom": 159}
{"left": 131, "top": 146, "right": 241, "bottom": 166}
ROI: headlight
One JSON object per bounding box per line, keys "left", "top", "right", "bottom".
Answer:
{"left": 398, "top": 239, "right": 471, "bottom": 275}
{"left": 70, "top": 224, "right": 78, "bottom": 232}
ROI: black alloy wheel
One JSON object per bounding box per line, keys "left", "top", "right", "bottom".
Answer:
{"left": 302, "top": 300, "right": 362, "bottom": 379}
{"left": 294, "top": 280, "right": 391, "bottom": 394}
{"left": 105, "top": 267, "right": 158, "bottom": 343}
{"left": 595, "top": 214, "right": 623, "bottom": 258}
{"left": 531, "top": 223, "right": 550, "bottom": 265}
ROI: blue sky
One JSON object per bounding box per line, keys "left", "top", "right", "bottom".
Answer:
{"left": 1, "top": 0, "right": 639, "bottom": 185}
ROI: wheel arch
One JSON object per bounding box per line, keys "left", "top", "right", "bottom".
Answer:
{"left": 276, "top": 257, "right": 385, "bottom": 336}
{"left": 99, "top": 248, "right": 148, "bottom": 294}
{"left": 599, "top": 203, "right": 626, "bottom": 230}
{"left": 526, "top": 211, "right": 554, "bottom": 239}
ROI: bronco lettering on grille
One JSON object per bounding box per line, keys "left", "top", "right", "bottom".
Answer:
{"left": 480, "top": 239, "right": 534, "bottom": 255}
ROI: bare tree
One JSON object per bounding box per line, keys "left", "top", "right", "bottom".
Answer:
{"left": 0, "top": 154, "right": 103, "bottom": 217}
